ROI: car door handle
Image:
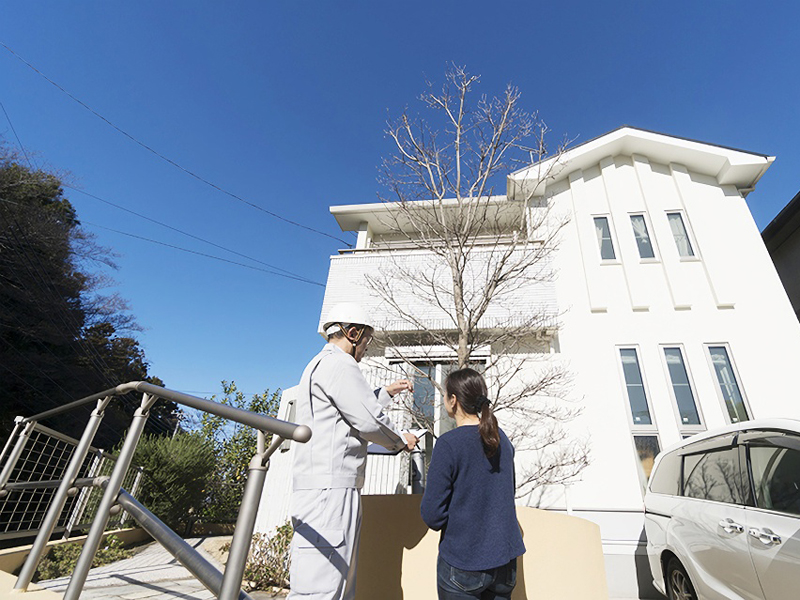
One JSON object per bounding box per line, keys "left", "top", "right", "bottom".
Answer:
{"left": 718, "top": 519, "right": 744, "bottom": 534}
{"left": 748, "top": 528, "right": 782, "bottom": 546}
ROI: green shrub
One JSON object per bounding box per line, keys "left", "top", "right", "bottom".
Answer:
{"left": 132, "top": 432, "right": 216, "bottom": 530}
{"left": 243, "top": 522, "right": 292, "bottom": 590}
{"left": 34, "top": 535, "right": 132, "bottom": 581}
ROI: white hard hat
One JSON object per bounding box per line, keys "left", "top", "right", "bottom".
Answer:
{"left": 320, "top": 302, "right": 373, "bottom": 337}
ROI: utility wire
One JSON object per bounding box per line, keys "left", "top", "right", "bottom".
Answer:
{"left": 0, "top": 41, "right": 352, "bottom": 246}
{"left": 82, "top": 220, "right": 325, "bottom": 287}
{"left": 0, "top": 99, "right": 36, "bottom": 169}
{"left": 1, "top": 196, "right": 324, "bottom": 286}
{"left": 0, "top": 104, "right": 322, "bottom": 287}
{"left": 63, "top": 184, "right": 316, "bottom": 281}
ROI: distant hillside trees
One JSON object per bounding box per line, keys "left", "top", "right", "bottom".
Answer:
{"left": 0, "top": 146, "right": 176, "bottom": 446}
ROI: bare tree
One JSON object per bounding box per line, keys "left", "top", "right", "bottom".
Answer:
{"left": 363, "top": 66, "right": 588, "bottom": 498}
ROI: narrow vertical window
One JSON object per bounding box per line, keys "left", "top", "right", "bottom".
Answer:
{"left": 620, "top": 348, "right": 652, "bottom": 425}
{"left": 411, "top": 363, "right": 437, "bottom": 425}
{"left": 708, "top": 346, "right": 749, "bottom": 423}
{"left": 594, "top": 216, "right": 616, "bottom": 260}
{"left": 634, "top": 435, "right": 661, "bottom": 489}
{"left": 663, "top": 347, "right": 701, "bottom": 426}
{"left": 630, "top": 215, "right": 655, "bottom": 259}
{"left": 667, "top": 212, "right": 695, "bottom": 257}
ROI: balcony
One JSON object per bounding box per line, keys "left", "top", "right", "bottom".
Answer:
{"left": 320, "top": 247, "right": 559, "bottom": 335}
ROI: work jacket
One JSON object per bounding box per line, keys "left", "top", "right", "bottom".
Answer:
{"left": 292, "top": 343, "right": 407, "bottom": 491}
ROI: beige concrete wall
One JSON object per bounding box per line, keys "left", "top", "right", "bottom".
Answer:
{"left": 356, "top": 495, "right": 608, "bottom": 600}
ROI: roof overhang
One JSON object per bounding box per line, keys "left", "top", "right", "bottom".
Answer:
{"left": 508, "top": 126, "right": 775, "bottom": 200}
{"left": 330, "top": 195, "right": 513, "bottom": 234}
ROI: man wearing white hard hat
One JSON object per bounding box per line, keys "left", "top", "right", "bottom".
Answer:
{"left": 288, "top": 302, "right": 417, "bottom": 600}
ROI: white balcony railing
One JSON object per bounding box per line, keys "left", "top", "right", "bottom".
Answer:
{"left": 321, "top": 247, "right": 558, "bottom": 334}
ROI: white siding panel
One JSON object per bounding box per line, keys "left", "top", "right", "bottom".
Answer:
{"left": 320, "top": 249, "right": 558, "bottom": 333}
{"left": 568, "top": 170, "right": 609, "bottom": 312}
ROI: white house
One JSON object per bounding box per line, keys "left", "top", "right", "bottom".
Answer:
{"left": 256, "top": 127, "right": 800, "bottom": 598}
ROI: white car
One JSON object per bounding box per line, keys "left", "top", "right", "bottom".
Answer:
{"left": 644, "top": 419, "right": 800, "bottom": 600}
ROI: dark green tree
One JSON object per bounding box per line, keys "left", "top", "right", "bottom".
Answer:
{"left": 0, "top": 146, "right": 176, "bottom": 445}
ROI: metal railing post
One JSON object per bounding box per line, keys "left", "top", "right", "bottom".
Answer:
{"left": 63, "top": 393, "right": 157, "bottom": 600}
{"left": 113, "top": 487, "right": 251, "bottom": 600}
{"left": 14, "top": 396, "right": 112, "bottom": 591}
{"left": 119, "top": 466, "right": 144, "bottom": 526}
{"left": 0, "top": 418, "right": 23, "bottom": 468}
{"left": 0, "top": 420, "right": 35, "bottom": 491}
{"left": 218, "top": 431, "right": 279, "bottom": 600}
{"left": 410, "top": 445, "right": 425, "bottom": 494}
{"left": 63, "top": 451, "right": 101, "bottom": 538}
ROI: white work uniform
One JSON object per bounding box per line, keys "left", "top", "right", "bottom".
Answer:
{"left": 288, "top": 343, "right": 406, "bottom": 600}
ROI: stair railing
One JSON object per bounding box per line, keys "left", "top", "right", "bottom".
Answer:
{"left": 1, "top": 381, "right": 311, "bottom": 600}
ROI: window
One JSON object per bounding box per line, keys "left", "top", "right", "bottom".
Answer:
{"left": 634, "top": 435, "right": 661, "bottom": 490}
{"left": 649, "top": 449, "right": 681, "bottom": 495}
{"left": 707, "top": 346, "right": 749, "bottom": 423}
{"left": 749, "top": 440, "right": 800, "bottom": 516}
{"left": 619, "top": 348, "right": 652, "bottom": 425}
{"left": 411, "top": 363, "right": 437, "bottom": 423}
{"left": 663, "top": 347, "right": 702, "bottom": 427}
{"left": 408, "top": 360, "right": 484, "bottom": 436}
{"left": 667, "top": 212, "right": 695, "bottom": 258}
{"left": 683, "top": 448, "right": 745, "bottom": 504}
{"left": 630, "top": 215, "right": 655, "bottom": 259}
{"left": 594, "top": 216, "right": 616, "bottom": 260}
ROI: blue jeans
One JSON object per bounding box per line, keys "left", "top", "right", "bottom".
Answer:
{"left": 436, "top": 555, "right": 517, "bottom": 600}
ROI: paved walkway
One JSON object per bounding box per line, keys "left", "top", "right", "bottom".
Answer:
{"left": 36, "top": 538, "right": 286, "bottom": 600}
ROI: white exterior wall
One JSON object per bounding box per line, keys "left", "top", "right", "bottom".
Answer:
{"left": 548, "top": 153, "right": 800, "bottom": 596}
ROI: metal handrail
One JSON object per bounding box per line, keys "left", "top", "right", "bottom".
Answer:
{"left": 22, "top": 381, "right": 312, "bottom": 442}
{"left": 5, "top": 381, "right": 312, "bottom": 600}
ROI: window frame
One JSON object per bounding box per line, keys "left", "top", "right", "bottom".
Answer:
{"left": 704, "top": 343, "right": 752, "bottom": 425}
{"left": 680, "top": 444, "right": 748, "bottom": 506}
{"left": 633, "top": 433, "right": 662, "bottom": 494}
{"left": 665, "top": 210, "right": 699, "bottom": 261}
{"left": 616, "top": 345, "right": 658, "bottom": 432}
{"left": 398, "top": 357, "right": 488, "bottom": 438}
{"left": 593, "top": 214, "right": 620, "bottom": 263}
{"left": 742, "top": 431, "right": 800, "bottom": 517}
{"left": 659, "top": 344, "right": 706, "bottom": 434}
{"left": 629, "top": 212, "right": 659, "bottom": 262}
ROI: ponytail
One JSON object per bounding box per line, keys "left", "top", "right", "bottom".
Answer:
{"left": 477, "top": 396, "right": 500, "bottom": 458}
{"left": 445, "top": 368, "right": 500, "bottom": 458}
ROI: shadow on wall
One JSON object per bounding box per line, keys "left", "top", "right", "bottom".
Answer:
{"left": 356, "top": 495, "right": 608, "bottom": 600}
{"left": 635, "top": 527, "right": 662, "bottom": 599}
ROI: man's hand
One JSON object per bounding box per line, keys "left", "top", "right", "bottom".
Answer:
{"left": 403, "top": 433, "right": 419, "bottom": 452}
{"left": 386, "top": 378, "right": 414, "bottom": 397}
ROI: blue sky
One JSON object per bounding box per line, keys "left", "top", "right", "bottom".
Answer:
{"left": 2, "top": 2, "right": 798, "bottom": 399}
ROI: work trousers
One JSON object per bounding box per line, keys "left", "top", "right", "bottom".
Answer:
{"left": 288, "top": 488, "right": 362, "bottom": 600}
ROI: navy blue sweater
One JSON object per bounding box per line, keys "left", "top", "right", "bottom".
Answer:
{"left": 420, "top": 425, "right": 525, "bottom": 571}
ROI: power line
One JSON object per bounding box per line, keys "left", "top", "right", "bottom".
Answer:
{"left": 0, "top": 99, "right": 36, "bottom": 169}
{"left": 82, "top": 220, "right": 325, "bottom": 286}
{"left": 1, "top": 196, "right": 324, "bottom": 286}
{"left": 2, "top": 101, "right": 323, "bottom": 287}
{"left": 63, "top": 184, "right": 315, "bottom": 281}
{"left": 0, "top": 41, "right": 352, "bottom": 246}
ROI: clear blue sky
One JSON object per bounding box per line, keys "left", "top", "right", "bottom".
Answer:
{"left": 2, "top": 2, "right": 798, "bottom": 399}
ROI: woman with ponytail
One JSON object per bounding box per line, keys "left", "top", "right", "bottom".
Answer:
{"left": 420, "top": 368, "right": 525, "bottom": 600}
